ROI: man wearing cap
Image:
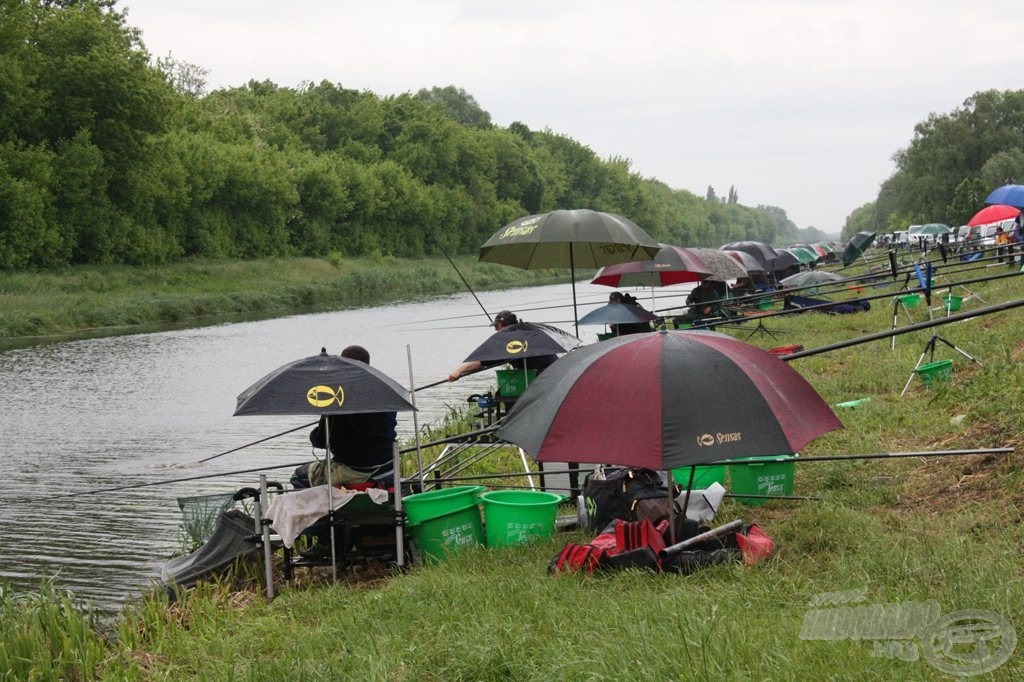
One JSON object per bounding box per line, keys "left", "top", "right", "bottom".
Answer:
{"left": 447, "top": 310, "right": 557, "bottom": 381}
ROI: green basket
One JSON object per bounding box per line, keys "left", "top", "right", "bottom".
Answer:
{"left": 478, "top": 490, "right": 566, "bottom": 548}
{"left": 757, "top": 299, "right": 774, "bottom": 310}
{"left": 915, "top": 359, "right": 953, "bottom": 387}
{"left": 727, "top": 456, "right": 796, "bottom": 506}
{"left": 942, "top": 294, "right": 963, "bottom": 312}
{"left": 672, "top": 320, "right": 693, "bottom": 330}
{"left": 897, "top": 294, "right": 920, "bottom": 308}
{"left": 495, "top": 368, "right": 538, "bottom": 397}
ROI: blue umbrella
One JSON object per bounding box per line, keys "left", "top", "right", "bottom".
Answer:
{"left": 985, "top": 184, "right": 1024, "bottom": 208}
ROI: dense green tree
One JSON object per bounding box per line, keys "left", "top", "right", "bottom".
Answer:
{"left": 0, "top": 1, "right": 802, "bottom": 271}
{"left": 877, "top": 89, "right": 1024, "bottom": 229}
{"left": 415, "top": 85, "right": 492, "bottom": 129}
{"left": 946, "top": 178, "right": 987, "bottom": 227}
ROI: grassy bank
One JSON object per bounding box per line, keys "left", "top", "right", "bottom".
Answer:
{"left": 3, "top": 263, "right": 1023, "bottom": 680}
{"left": 0, "top": 256, "right": 562, "bottom": 348}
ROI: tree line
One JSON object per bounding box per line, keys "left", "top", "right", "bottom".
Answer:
{"left": 0, "top": 1, "right": 816, "bottom": 271}
{"left": 842, "top": 89, "right": 1024, "bottom": 241}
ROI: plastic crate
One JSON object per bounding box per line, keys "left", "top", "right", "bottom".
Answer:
{"left": 495, "top": 368, "right": 537, "bottom": 397}
{"left": 727, "top": 456, "right": 796, "bottom": 506}
{"left": 942, "top": 294, "right": 963, "bottom": 312}
{"left": 915, "top": 359, "right": 953, "bottom": 387}
{"left": 672, "top": 464, "right": 727, "bottom": 489}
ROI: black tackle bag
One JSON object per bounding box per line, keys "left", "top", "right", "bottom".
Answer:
{"left": 581, "top": 467, "right": 677, "bottom": 534}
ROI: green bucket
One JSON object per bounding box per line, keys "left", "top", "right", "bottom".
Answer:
{"left": 478, "top": 490, "right": 566, "bottom": 548}
{"left": 403, "top": 485, "right": 485, "bottom": 525}
{"left": 406, "top": 505, "right": 485, "bottom": 563}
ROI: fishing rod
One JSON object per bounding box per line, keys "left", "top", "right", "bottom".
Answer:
{"left": 661, "top": 250, "right": 1018, "bottom": 317}
{"left": 181, "top": 421, "right": 318, "bottom": 466}
{"left": 723, "top": 447, "right": 1014, "bottom": 465}
{"left": 780, "top": 296, "right": 1024, "bottom": 361}
{"left": 9, "top": 460, "right": 312, "bottom": 503}
{"left": 696, "top": 269, "right": 1023, "bottom": 329}
{"left": 430, "top": 233, "right": 492, "bottom": 323}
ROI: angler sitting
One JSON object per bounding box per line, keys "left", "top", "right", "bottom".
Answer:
{"left": 290, "top": 344, "right": 397, "bottom": 558}
{"left": 672, "top": 280, "right": 723, "bottom": 326}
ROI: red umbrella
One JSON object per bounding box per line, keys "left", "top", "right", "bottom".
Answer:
{"left": 967, "top": 204, "right": 1020, "bottom": 227}
{"left": 591, "top": 243, "right": 711, "bottom": 288}
{"left": 495, "top": 331, "right": 842, "bottom": 470}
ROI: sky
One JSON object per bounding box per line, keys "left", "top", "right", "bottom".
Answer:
{"left": 119, "top": 0, "right": 1024, "bottom": 235}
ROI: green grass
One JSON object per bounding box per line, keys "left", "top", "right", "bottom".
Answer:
{"left": 0, "top": 256, "right": 562, "bottom": 348}
{"left": 3, "top": 260, "right": 1023, "bottom": 680}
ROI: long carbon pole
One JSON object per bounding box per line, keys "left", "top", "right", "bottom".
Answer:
{"left": 781, "top": 297, "right": 1024, "bottom": 361}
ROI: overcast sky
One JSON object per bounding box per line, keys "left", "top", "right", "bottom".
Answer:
{"left": 120, "top": 0, "right": 1024, "bottom": 235}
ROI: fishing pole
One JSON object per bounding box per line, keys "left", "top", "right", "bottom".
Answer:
{"left": 182, "top": 421, "right": 318, "bottom": 465}
{"left": 430, "top": 232, "right": 492, "bottom": 323}
{"left": 725, "top": 447, "right": 1015, "bottom": 465}
{"left": 780, "top": 296, "right": 1024, "bottom": 361}
{"left": 696, "top": 269, "right": 1023, "bottom": 328}
{"left": 10, "top": 460, "right": 312, "bottom": 503}
{"left": 661, "top": 251, "right": 1018, "bottom": 317}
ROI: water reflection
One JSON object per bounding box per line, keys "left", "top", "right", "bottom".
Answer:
{"left": 1, "top": 281, "right": 649, "bottom": 613}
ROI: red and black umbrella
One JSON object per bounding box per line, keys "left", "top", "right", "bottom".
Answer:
{"left": 495, "top": 331, "right": 842, "bottom": 470}
{"left": 591, "top": 243, "right": 711, "bottom": 288}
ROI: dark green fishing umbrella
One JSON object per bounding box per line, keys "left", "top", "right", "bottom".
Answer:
{"left": 842, "top": 231, "right": 876, "bottom": 266}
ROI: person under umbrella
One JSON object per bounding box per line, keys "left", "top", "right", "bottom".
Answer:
{"left": 290, "top": 345, "right": 398, "bottom": 559}
{"left": 672, "top": 280, "right": 721, "bottom": 325}
{"left": 608, "top": 291, "right": 655, "bottom": 335}
{"left": 447, "top": 311, "right": 562, "bottom": 382}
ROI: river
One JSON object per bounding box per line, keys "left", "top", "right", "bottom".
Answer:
{"left": 0, "top": 280, "right": 688, "bottom": 614}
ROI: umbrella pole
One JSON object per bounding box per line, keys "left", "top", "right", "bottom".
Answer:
{"left": 406, "top": 346, "right": 424, "bottom": 491}
{"left": 392, "top": 441, "right": 405, "bottom": 567}
{"left": 259, "top": 474, "right": 275, "bottom": 599}
{"left": 667, "top": 469, "right": 676, "bottom": 545}
{"left": 325, "top": 419, "right": 338, "bottom": 581}
{"left": 570, "top": 244, "right": 579, "bottom": 337}
{"left": 677, "top": 466, "right": 697, "bottom": 545}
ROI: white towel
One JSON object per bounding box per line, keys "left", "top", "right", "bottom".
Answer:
{"left": 264, "top": 486, "right": 389, "bottom": 548}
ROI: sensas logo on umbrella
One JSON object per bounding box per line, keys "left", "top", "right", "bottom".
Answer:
{"left": 698, "top": 431, "right": 743, "bottom": 447}
{"left": 307, "top": 385, "right": 344, "bottom": 408}
{"left": 505, "top": 339, "right": 528, "bottom": 355}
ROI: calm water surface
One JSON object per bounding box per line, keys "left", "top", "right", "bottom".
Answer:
{"left": 1, "top": 281, "right": 678, "bottom": 613}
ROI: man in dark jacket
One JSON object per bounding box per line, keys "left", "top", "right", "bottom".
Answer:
{"left": 291, "top": 345, "right": 398, "bottom": 489}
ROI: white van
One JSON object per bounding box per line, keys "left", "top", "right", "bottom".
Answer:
{"left": 963, "top": 220, "right": 1013, "bottom": 247}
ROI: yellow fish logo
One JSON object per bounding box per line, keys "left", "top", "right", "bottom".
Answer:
{"left": 307, "top": 385, "right": 344, "bottom": 408}
{"left": 505, "top": 339, "right": 528, "bottom": 355}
